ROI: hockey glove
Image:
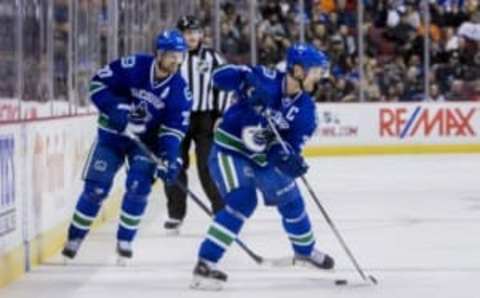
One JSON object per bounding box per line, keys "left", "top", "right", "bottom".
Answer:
{"left": 156, "top": 157, "right": 183, "bottom": 185}
{"left": 268, "top": 144, "right": 309, "bottom": 178}
{"left": 107, "top": 107, "right": 129, "bottom": 133}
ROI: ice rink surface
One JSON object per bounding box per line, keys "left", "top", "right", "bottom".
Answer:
{"left": 2, "top": 154, "right": 480, "bottom": 298}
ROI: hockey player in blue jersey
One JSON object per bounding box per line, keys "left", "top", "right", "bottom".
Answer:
{"left": 191, "top": 43, "right": 334, "bottom": 290}
{"left": 62, "top": 29, "right": 192, "bottom": 260}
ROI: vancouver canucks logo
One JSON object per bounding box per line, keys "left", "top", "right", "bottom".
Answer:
{"left": 131, "top": 88, "right": 165, "bottom": 110}
{"left": 242, "top": 125, "right": 268, "bottom": 153}
{"left": 131, "top": 101, "right": 152, "bottom": 122}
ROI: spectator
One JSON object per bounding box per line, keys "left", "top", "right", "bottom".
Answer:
{"left": 258, "top": 34, "right": 282, "bottom": 67}
{"left": 198, "top": 0, "right": 479, "bottom": 103}
{"left": 467, "top": 80, "right": 480, "bottom": 101}
{"left": 383, "top": 84, "right": 401, "bottom": 102}
{"left": 446, "top": 80, "right": 470, "bottom": 101}
{"left": 445, "top": 27, "right": 460, "bottom": 51}
{"left": 435, "top": 50, "right": 469, "bottom": 91}
{"left": 333, "top": 77, "right": 357, "bottom": 102}
{"left": 339, "top": 24, "right": 356, "bottom": 55}
{"left": 425, "top": 83, "right": 447, "bottom": 101}
{"left": 366, "top": 82, "right": 382, "bottom": 102}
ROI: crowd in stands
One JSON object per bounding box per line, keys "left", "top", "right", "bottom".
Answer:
{"left": 200, "top": 0, "right": 480, "bottom": 102}
{"left": 2, "top": 0, "right": 478, "bottom": 103}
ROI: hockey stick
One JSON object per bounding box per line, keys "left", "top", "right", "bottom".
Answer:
{"left": 264, "top": 111, "right": 378, "bottom": 285}
{"left": 124, "top": 132, "right": 266, "bottom": 265}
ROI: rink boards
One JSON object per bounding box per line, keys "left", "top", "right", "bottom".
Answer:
{"left": 1, "top": 101, "right": 479, "bottom": 287}
{"left": 0, "top": 115, "right": 123, "bottom": 287}
{"left": 306, "top": 101, "right": 480, "bottom": 155}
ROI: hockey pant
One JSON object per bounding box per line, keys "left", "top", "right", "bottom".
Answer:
{"left": 67, "top": 130, "right": 156, "bottom": 243}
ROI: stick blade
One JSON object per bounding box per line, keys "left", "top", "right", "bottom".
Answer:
{"left": 368, "top": 275, "right": 378, "bottom": 285}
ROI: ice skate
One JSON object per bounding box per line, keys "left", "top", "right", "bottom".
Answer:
{"left": 61, "top": 239, "right": 82, "bottom": 262}
{"left": 116, "top": 240, "right": 133, "bottom": 266}
{"left": 191, "top": 260, "right": 227, "bottom": 291}
{"left": 163, "top": 218, "right": 182, "bottom": 236}
{"left": 293, "top": 248, "right": 335, "bottom": 270}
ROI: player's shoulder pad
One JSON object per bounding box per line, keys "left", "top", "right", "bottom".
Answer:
{"left": 126, "top": 53, "right": 154, "bottom": 67}
{"left": 290, "top": 92, "right": 318, "bottom": 134}
{"left": 169, "top": 72, "right": 192, "bottom": 103}
{"left": 170, "top": 71, "right": 188, "bottom": 88}
{"left": 304, "top": 95, "right": 318, "bottom": 123}
{"left": 132, "top": 53, "right": 155, "bottom": 61}
{"left": 252, "top": 65, "right": 278, "bottom": 80}
{"left": 298, "top": 92, "right": 316, "bottom": 109}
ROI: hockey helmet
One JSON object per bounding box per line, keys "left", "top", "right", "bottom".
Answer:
{"left": 155, "top": 29, "right": 188, "bottom": 52}
{"left": 177, "top": 15, "right": 202, "bottom": 31}
{"left": 286, "top": 43, "right": 329, "bottom": 72}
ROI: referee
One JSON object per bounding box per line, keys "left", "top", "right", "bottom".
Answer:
{"left": 163, "top": 15, "right": 230, "bottom": 233}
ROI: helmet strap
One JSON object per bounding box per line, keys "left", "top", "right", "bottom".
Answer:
{"left": 288, "top": 66, "right": 306, "bottom": 92}
{"left": 154, "top": 54, "right": 169, "bottom": 80}
{"left": 286, "top": 69, "right": 304, "bottom": 95}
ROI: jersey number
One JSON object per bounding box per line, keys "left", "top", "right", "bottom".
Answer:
{"left": 182, "top": 111, "right": 191, "bottom": 126}
{"left": 97, "top": 65, "right": 113, "bottom": 78}
{"left": 121, "top": 56, "right": 136, "bottom": 68}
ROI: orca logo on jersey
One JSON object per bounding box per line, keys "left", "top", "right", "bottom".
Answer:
{"left": 131, "top": 88, "right": 165, "bottom": 110}
{"left": 242, "top": 125, "right": 268, "bottom": 153}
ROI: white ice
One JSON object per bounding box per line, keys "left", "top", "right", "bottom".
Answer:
{"left": 2, "top": 154, "right": 480, "bottom": 298}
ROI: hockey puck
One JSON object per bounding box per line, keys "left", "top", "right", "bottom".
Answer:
{"left": 334, "top": 279, "right": 348, "bottom": 286}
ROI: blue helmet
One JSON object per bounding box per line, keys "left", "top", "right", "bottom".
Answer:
{"left": 286, "top": 43, "right": 329, "bottom": 71}
{"left": 155, "top": 29, "right": 187, "bottom": 52}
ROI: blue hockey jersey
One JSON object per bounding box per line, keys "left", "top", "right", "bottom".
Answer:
{"left": 89, "top": 54, "right": 192, "bottom": 161}
{"left": 211, "top": 64, "right": 317, "bottom": 166}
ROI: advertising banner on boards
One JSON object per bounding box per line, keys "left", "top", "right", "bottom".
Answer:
{"left": 0, "top": 134, "right": 15, "bottom": 238}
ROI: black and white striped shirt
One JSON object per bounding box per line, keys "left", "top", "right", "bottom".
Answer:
{"left": 179, "top": 46, "right": 231, "bottom": 113}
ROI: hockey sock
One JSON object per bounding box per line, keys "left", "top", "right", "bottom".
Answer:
{"left": 278, "top": 196, "right": 315, "bottom": 256}
{"left": 199, "top": 208, "right": 244, "bottom": 263}
{"left": 199, "top": 187, "right": 257, "bottom": 263}
{"left": 68, "top": 192, "right": 103, "bottom": 240}
{"left": 117, "top": 194, "right": 147, "bottom": 242}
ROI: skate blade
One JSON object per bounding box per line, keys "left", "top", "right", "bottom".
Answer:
{"left": 165, "top": 228, "right": 180, "bottom": 237}
{"left": 264, "top": 256, "right": 294, "bottom": 267}
{"left": 293, "top": 258, "right": 335, "bottom": 272}
{"left": 190, "top": 275, "right": 224, "bottom": 291}
{"left": 116, "top": 256, "right": 130, "bottom": 267}
{"left": 62, "top": 256, "right": 72, "bottom": 265}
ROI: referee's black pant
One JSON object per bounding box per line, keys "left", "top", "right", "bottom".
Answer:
{"left": 163, "top": 112, "right": 224, "bottom": 221}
